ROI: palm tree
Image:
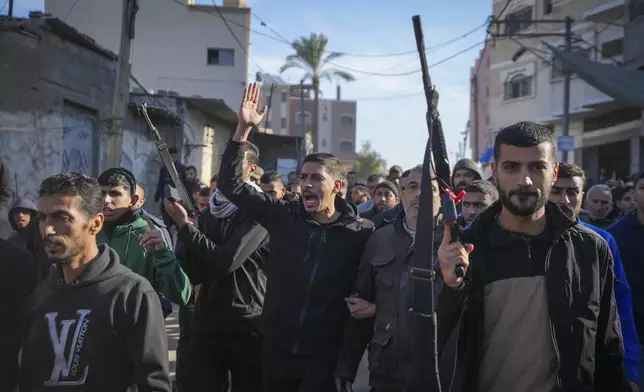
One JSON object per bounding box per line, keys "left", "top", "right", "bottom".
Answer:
{"left": 280, "top": 33, "right": 355, "bottom": 152}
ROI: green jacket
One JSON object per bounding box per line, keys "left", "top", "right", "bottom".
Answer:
{"left": 97, "top": 215, "right": 191, "bottom": 306}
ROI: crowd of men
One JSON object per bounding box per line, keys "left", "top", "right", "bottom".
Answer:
{"left": 1, "top": 82, "right": 644, "bottom": 392}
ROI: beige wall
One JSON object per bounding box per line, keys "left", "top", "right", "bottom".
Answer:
{"left": 45, "top": 0, "right": 250, "bottom": 110}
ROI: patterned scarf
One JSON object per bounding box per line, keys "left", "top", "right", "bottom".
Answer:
{"left": 210, "top": 181, "right": 263, "bottom": 218}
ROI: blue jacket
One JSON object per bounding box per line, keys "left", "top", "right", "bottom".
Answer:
{"left": 580, "top": 220, "right": 639, "bottom": 382}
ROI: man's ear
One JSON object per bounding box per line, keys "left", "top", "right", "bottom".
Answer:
{"left": 491, "top": 162, "right": 498, "bottom": 184}
{"left": 552, "top": 162, "right": 560, "bottom": 184}
{"left": 130, "top": 194, "right": 140, "bottom": 208}
{"left": 90, "top": 213, "right": 105, "bottom": 235}
{"left": 249, "top": 163, "right": 257, "bottom": 174}
{"left": 333, "top": 179, "right": 343, "bottom": 194}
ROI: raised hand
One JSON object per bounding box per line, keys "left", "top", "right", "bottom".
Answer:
{"left": 164, "top": 198, "right": 189, "bottom": 228}
{"left": 236, "top": 83, "right": 268, "bottom": 139}
{"left": 437, "top": 223, "right": 474, "bottom": 288}
{"left": 139, "top": 215, "right": 166, "bottom": 251}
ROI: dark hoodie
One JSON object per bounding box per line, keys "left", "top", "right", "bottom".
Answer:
{"left": 451, "top": 158, "right": 482, "bottom": 187}
{"left": 9, "top": 197, "right": 38, "bottom": 249}
{"left": 20, "top": 244, "right": 172, "bottom": 392}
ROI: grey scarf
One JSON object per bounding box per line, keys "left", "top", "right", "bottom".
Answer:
{"left": 210, "top": 181, "right": 263, "bottom": 218}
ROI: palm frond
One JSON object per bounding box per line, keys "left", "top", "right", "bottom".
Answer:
{"left": 319, "top": 68, "right": 356, "bottom": 83}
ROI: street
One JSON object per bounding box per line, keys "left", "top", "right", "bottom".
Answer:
{"left": 165, "top": 311, "right": 370, "bottom": 391}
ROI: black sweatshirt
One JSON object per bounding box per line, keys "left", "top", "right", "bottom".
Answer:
{"left": 20, "top": 244, "right": 172, "bottom": 392}
{"left": 178, "top": 209, "right": 269, "bottom": 333}
{"left": 218, "top": 140, "right": 374, "bottom": 358}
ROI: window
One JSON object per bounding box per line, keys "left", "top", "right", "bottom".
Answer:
{"left": 340, "top": 115, "right": 354, "bottom": 126}
{"left": 543, "top": 0, "right": 553, "bottom": 15}
{"left": 207, "top": 48, "right": 235, "bottom": 66}
{"left": 505, "top": 7, "right": 533, "bottom": 35}
{"left": 281, "top": 91, "right": 288, "bottom": 102}
{"left": 551, "top": 47, "right": 590, "bottom": 79}
{"left": 601, "top": 39, "right": 623, "bottom": 59}
{"left": 295, "top": 112, "right": 311, "bottom": 124}
{"left": 339, "top": 141, "right": 354, "bottom": 153}
{"left": 503, "top": 74, "right": 533, "bottom": 100}
{"left": 281, "top": 117, "right": 287, "bottom": 129}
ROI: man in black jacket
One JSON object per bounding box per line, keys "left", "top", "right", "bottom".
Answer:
{"left": 437, "top": 122, "right": 626, "bottom": 391}
{"left": 219, "top": 83, "right": 374, "bottom": 392}
{"left": 164, "top": 145, "right": 269, "bottom": 392}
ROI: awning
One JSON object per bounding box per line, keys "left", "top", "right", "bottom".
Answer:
{"left": 546, "top": 43, "right": 644, "bottom": 108}
{"left": 478, "top": 147, "right": 494, "bottom": 165}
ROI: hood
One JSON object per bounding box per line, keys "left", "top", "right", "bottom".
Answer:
{"left": 9, "top": 197, "right": 38, "bottom": 232}
{"left": 209, "top": 180, "right": 263, "bottom": 213}
{"left": 46, "top": 244, "right": 126, "bottom": 288}
{"left": 451, "top": 158, "right": 482, "bottom": 182}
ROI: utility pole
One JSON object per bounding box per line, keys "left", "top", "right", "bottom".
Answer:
{"left": 264, "top": 83, "right": 275, "bottom": 131}
{"left": 490, "top": 16, "right": 575, "bottom": 162}
{"left": 561, "top": 16, "right": 573, "bottom": 162}
{"left": 107, "top": 0, "right": 138, "bottom": 168}
{"left": 8, "top": 0, "right": 13, "bottom": 16}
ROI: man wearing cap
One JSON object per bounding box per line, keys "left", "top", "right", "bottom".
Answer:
{"left": 97, "top": 168, "right": 191, "bottom": 307}
{"left": 360, "top": 181, "right": 399, "bottom": 221}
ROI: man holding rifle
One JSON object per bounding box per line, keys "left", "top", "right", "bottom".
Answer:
{"left": 436, "top": 122, "right": 627, "bottom": 391}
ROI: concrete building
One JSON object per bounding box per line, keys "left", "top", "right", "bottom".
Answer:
{"left": 0, "top": 14, "right": 237, "bottom": 216}
{"left": 45, "top": 0, "right": 250, "bottom": 110}
{"left": 469, "top": 42, "right": 492, "bottom": 163}
{"left": 482, "top": 0, "right": 642, "bottom": 182}
{"left": 258, "top": 74, "right": 358, "bottom": 167}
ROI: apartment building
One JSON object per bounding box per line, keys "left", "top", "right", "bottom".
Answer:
{"left": 259, "top": 74, "right": 358, "bottom": 166}
{"left": 469, "top": 42, "right": 492, "bottom": 163}
{"left": 483, "top": 0, "right": 643, "bottom": 182}
{"left": 45, "top": 0, "right": 250, "bottom": 110}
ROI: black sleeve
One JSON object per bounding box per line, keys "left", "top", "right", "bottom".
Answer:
{"left": 218, "top": 140, "right": 290, "bottom": 232}
{"left": 177, "top": 218, "right": 268, "bottom": 277}
{"left": 0, "top": 160, "right": 12, "bottom": 206}
{"left": 126, "top": 289, "right": 172, "bottom": 392}
{"left": 154, "top": 168, "right": 165, "bottom": 202}
{"left": 435, "top": 274, "right": 469, "bottom": 356}
{"left": 336, "top": 240, "right": 377, "bottom": 382}
{"left": 594, "top": 241, "right": 629, "bottom": 390}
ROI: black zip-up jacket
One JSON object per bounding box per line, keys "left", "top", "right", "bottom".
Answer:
{"left": 178, "top": 209, "right": 269, "bottom": 333}
{"left": 218, "top": 140, "right": 374, "bottom": 358}
{"left": 436, "top": 202, "right": 627, "bottom": 391}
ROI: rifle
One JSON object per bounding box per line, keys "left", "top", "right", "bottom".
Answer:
{"left": 139, "top": 103, "right": 196, "bottom": 215}
{"left": 409, "top": 15, "right": 465, "bottom": 392}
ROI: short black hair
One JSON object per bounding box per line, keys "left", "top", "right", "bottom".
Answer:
{"left": 347, "top": 171, "right": 357, "bottom": 176}
{"left": 303, "top": 153, "right": 343, "bottom": 180}
{"left": 260, "top": 171, "right": 283, "bottom": 184}
{"left": 557, "top": 162, "right": 586, "bottom": 186}
{"left": 136, "top": 181, "right": 145, "bottom": 189}
{"left": 612, "top": 185, "right": 634, "bottom": 202}
{"left": 288, "top": 171, "right": 298, "bottom": 177}
{"left": 185, "top": 165, "right": 197, "bottom": 173}
{"left": 97, "top": 168, "right": 136, "bottom": 196}
{"left": 493, "top": 122, "right": 556, "bottom": 162}
{"left": 367, "top": 173, "right": 386, "bottom": 183}
{"left": 39, "top": 173, "right": 104, "bottom": 218}
{"left": 464, "top": 180, "right": 499, "bottom": 201}
{"left": 210, "top": 175, "right": 218, "bottom": 183}
{"left": 198, "top": 187, "right": 211, "bottom": 197}
{"left": 389, "top": 165, "right": 403, "bottom": 175}
{"left": 242, "top": 141, "right": 260, "bottom": 165}
{"left": 352, "top": 184, "right": 370, "bottom": 194}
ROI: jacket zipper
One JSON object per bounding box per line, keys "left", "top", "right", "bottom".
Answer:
{"left": 544, "top": 242, "right": 563, "bottom": 390}
{"left": 292, "top": 229, "right": 326, "bottom": 354}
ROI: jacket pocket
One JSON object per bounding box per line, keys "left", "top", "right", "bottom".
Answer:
{"left": 368, "top": 325, "right": 395, "bottom": 376}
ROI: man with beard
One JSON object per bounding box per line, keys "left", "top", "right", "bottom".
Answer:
{"left": 458, "top": 180, "right": 498, "bottom": 229}
{"left": 437, "top": 121, "right": 626, "bottom": 391}
{"left": 336, "top": 164, "right": 442, "bottom": 391}
{"left": 97, "top": 168, "right": 191, "bottom": 307}
{"left": 164, "top": 141, "right": 269, "bottom": 392}
{"left": 451, "top": 158, "right": 482, "bottom": 193}
{"left": 358, "top": 174, "right": 386, "bottom": 215}
{"left": 609, "top": 171, "right": 644, "bottom": 382}
{"left": 359, "top": 181, "right": 399, "bottom": 221}
{"left": 549, "top": 163, "right": 639, "bottom": 389}
{"left": 260, "top": 171, "right": 287, "bottom": 199}
{"left": 580, "top": 184, "right": 614, "bottom": 228}
{"left": 218, "top": 83, "right": 373, "bottom": 392}
{"left": 20, "top": 173, "right": 171, "bottom": 392}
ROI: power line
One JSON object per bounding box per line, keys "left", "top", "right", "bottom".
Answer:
{"left": 497, "top": 0, "right": 513, "bottom": 18}
{"left": 0, "top": 0, "right": 8, "bottom": 13}
{"left": 348, "top": 78, "right": 470, "bottom": 101}
{"left": 328, "top": 41, "right": 485, "bottom": 77}
{"left": 64, "top": 0, "right": 82, "bottom": 21}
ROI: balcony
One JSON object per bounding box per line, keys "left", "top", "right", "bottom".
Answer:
{"left": 583, "top": 0, "right": 626, "bottom": 24}
{"left": 624, "top": 15, "right": 644, "bottom": 68}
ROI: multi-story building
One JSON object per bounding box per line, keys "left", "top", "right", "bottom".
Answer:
{"left": 482, "top": 0, "right": 642, "bottom": 182}
{"left": 45, "top": 0, "right": 250, "bottom": 110}
{"left": 624, "top": 0, "right": 644, "bottom": 69}
{"left": 469, "top": 42, "right": 492, "bottom": 163}
{"left": 258, "top": 74, "right": 358, "bottom": 167}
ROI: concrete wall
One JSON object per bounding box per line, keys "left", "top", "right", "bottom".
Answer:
{"left": 45, "top": 0, "right": 250, "bottom": 110}
{"left": 469, "top": 43, "right": 492, "bottom": 160}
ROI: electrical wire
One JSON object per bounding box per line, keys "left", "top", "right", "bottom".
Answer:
{"left": 64, "top": 0, "right": 82, "bottom": 21}
{"left": 327, "top": 41, "right": 485, "bottom": 77}
{"left": 348, "top": 78, "right": 470, "bottom": 101}
{"left": 0, "top": 0, "right": 8, "bottom": 14}
{"left": 497, "top": 0, "right": 514, "bottom": 19}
